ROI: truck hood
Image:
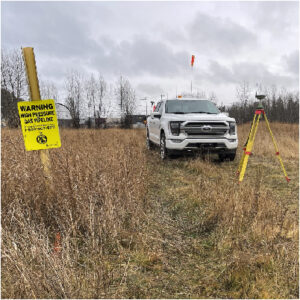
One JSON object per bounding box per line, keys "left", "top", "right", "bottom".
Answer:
{"left": 164, "top": 113, "right": 235, "bottom": 122}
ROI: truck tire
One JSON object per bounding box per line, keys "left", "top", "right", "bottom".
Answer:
{"left": 219, "top": 150, "right": 236, "bottom": 162}
{"left": 228, "top": 151, "right": 236, "bottom": 161}
{"left": 160, "top": 132, "right": 169, "bottom": 160}
{"left": 146, "top": 129, "right": 154, "bottom": 150}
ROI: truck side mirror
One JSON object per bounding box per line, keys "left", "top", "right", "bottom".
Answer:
{"left": 153, "top": 112, "right": 161, "bottom": 119}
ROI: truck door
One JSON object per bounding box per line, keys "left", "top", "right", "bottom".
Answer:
{"left": 152, "top": 102, "right": 162, "bottom": 143}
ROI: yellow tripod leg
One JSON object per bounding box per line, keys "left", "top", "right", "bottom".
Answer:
{"left": 264, "top": 113, "right": 290, "bottom": 182}
{"left": 239, "top": 113, "right": 261, "bottom": 183}
{"left": 237, "top": 114, "right": 258, "bottom": 175}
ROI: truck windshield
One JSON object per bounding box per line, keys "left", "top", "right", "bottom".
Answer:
{"left": 165, "top": 100, "right": 220, "bottom": 114}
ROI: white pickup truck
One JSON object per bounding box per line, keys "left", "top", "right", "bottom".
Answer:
{"left": 146, "top": 98, "right": 238, "bottom": 160}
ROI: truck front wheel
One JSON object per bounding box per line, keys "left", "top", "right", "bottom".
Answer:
{"left": 219, "top": 150, "right": 236, "bottom": 161}
{"left": 146, "top": 129, "right": 154, "bottom": 150}
{"left": 160, "top": 132, "right": 169, "bottom": 160}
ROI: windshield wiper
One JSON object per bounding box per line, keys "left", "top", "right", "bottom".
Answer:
{"left": 188, "top": 111, "right": 217, "bottom": 114}
{"left": 169, "top": 112, "right": 185, "bottom": 114}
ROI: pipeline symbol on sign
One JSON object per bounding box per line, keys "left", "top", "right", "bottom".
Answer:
{"left": 36, "top": 132, "right": 47, "bottom": 144}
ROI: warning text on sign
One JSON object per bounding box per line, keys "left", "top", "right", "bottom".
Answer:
{"left": 18, "top": 100, "right": 61, "bottom": 151}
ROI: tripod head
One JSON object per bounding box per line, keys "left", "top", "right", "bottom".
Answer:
{"left": 255, "top": 92, "right": 266, "bottom": 109}
{"left": 255, "top": 93, "right": 266, "bottom": 100}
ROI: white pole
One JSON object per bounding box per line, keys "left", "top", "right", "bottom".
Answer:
{"left": 191, "top": 64, "right": 193, "bottom": 95}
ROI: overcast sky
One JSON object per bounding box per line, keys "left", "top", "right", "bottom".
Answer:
{"left": 1, "top": 1, "right": 299, "bottom": 109}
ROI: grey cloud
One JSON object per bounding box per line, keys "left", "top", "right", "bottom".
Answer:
{"left": 197, "top": 59, "right": 297, "bottom": 88}
{"left": 90, "top": 35, "right": 189, "bottom": 77}
{"left": 157, "top": 25, "right": 188, "bottom": 46}
{"left": 206, "top": 60, "right": 237, "bottom": 84}
{"left": 37, "top": 33, "right": 190, "bottom": 82}
{"left": 187, "top": 12, "right": 257, "bottom": 56}
{"left": 282, "top": 50, "right": 299, "bottom": 75}
{"left": 231, "top": 61, "right": 297, "bottom": 87}
{"left": 130, "top": 37, "right": 188, "bottom": 76}
{"left": 3, "top": 1, "right": 192, "bottom": 81}
{"left": 2, "top": 2, "right": 104, "bottom": 58}
{"left": 249, "top": 2, "right": 298, "bottom": 35}
{"left": 2, "top": 1, "right": 298, "bottom": 104}
{"left": 137, "top": 83, "right": 164, "bottom": 95}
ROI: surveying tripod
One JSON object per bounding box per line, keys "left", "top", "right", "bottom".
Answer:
{"left": 237, "top": 94, "right": 290, "bottom": 184}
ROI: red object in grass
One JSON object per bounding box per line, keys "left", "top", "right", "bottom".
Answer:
{"left": 54, "top": 232, "right": 61, "bottom": 254}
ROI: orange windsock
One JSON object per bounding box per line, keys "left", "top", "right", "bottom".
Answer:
{"left": 191, "top": 55, "right": 195, "bottom": 67}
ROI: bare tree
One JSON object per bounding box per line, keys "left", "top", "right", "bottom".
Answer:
{"left": 236, "top": 81, "right": 251, "bottom": 123}
{"left": 181, "top": 90, "right": 206, "bottom": 99}
{"left": 40, "top": 80, "right": 59, "bottom": 101}
{"left": 236, "top": 81, "right": 250, "bottom": 107}
{"left": 1, "top": 49, "right": 28, "bottom": 127}
{"left": 115, "top": 76, "right": 136, "bottom": 128}
{"left": 85, "top": 73, "right": 109, "bottom": 128}
{"left": 95, "top": 75, "right": 108, "bottom": 127}
{"left": 65, "top": 71, "right": 84, "bottom": 128}
{"left": 208, "top": 92, "right": 218, "bottom": 104}
{"left": 97, "top": 75, "right": 107, "bottom": 116}
{"left": 227, "top": 82, "right": 299, "bottom": 124}
{"left": 85, "top": 74, "right": 97, "bottom": 127}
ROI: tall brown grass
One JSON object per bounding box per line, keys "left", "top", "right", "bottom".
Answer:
{"left": 2, "top": 128, "right": 149, "bottom": 298}
{"left": 1, "top": 123, "right": 298, "bottom": 298}
{"left": 238, "top": 122, "right": 299, "bottom": 159}
{"left": 175, "top": 122, "right": 299, "bottom": 298}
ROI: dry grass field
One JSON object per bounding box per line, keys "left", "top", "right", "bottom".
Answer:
{"left": 1, "top": 122, "right": 299, "bottom": 298}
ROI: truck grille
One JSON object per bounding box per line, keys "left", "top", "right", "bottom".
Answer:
{"left": 186, "top": 142, "right": 226, "bottom": 148}
{"left": 182, "top": 122, "right": 228, "bottom": 137}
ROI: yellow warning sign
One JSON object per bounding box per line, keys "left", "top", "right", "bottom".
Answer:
{"left": 18, "top": 99, "right": 61, "bottom": 151}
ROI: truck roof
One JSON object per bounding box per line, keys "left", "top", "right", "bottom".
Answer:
{"left": 168, "top": 98, "right": 209, "bottom": 101}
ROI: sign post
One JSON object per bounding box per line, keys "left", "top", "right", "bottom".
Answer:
{"left": 21, "top": 47, "right": 60, "bottom": 191}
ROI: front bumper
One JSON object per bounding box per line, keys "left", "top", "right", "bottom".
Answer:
{"left": 166, "top": 137, "right": 238, "bottom": 151}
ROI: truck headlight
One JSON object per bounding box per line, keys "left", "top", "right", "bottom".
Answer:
{"left": 170, "top": 121, "right": 182, "bottom": 136}
{"left": 228, "top": 122, "right": 236, "bottom": 135}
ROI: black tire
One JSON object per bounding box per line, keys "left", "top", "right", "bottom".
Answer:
{"left": 160, "top": 132, "right": 169, "bottom": 160}
{"left": 219, "top": 150, "right": 236, "bottom": 162}
{"left": 228, "top": 151, "right": 236, "bottom": 161}
{"left": 146, "top": 129, "right": 154, "bottom": 150}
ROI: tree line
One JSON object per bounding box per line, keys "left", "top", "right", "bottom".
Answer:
{"left": 1, "top": 49, "right": 136, "bottom": 128}
{"left": 218, "top": 82, "right": 299, "bottom": 124}
{"left": 1, "top": 49, "right": 299, "bottom": 128}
